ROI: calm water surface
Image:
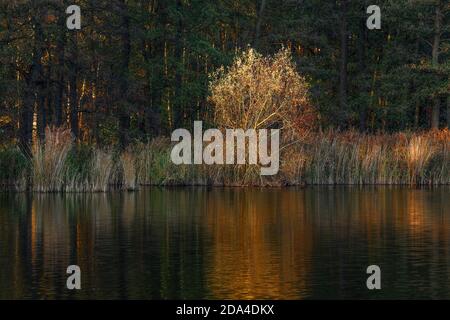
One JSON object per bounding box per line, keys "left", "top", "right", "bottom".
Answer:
{"left": 0, "top": 187, "right": 449, "bottom": 299}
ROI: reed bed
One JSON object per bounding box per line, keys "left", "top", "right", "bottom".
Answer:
{"left": 133, "top": 129, "right": 448, "bottom": 187}
{"left": 120, "top": 150, "right": 137, "bottom": 191}
{"left": 288, "top": 130, "right": 449, "bottom": 186}
{"left": 32, "top": 127, "right": 73, "bottom": 192}
{"left": 0, "top": 128, "right": 448, "bottom": 192}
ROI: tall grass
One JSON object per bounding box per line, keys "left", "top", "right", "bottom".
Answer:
{"left": 1, "top": 127, "right": 448, "bottom": 192}
{"left": 286, "top": 130, "right": 449, "bottom": 186}
{"left": 32, "top": 127, "right": 73, "bottom": 192}
{"left": 88, "top": 149, "right": 116, "bottom": 192}
{"left": 120, "top": 150, "right": 137, "bottom": 190}
{"left": 133, "top": 129, "right": 448, "bottom": 187}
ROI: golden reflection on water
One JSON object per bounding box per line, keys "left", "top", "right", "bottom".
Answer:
{"left": 203, "top": 190, "right": 312, "bottom": 299}
{"left": 0, "top": 187, "right": 449, "bottom": 299}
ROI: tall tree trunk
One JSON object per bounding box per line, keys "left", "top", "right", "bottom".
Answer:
{"left": 143, "top": 40, "right": 162, "bottom": 138}
{"left": 37, "top": 79, "right": 46, "bottom": 141}
{"left": 339, "top": 0, "right": 349, "bottom": 127}
{"left": 46, "top": 66, "right": 53, "bottom": 125}
{"left": 173, "top": 0, "right": 184, "bottom": 128}
{"left": 69, "top": 32, "right": 79, "bottom": 139}
{"left": 119, "top": 0, "right": 131, "bottom": 149}
{"left": 413, "top": 39, "right": 421, "bottom": 130}
{"left": 37, "top": 7, "right": 50, "bottom": 142}
{"left": 431, "top": 1, "right": 442, "bottom": 129}
{"left": 358, "top": 10, "right": 367, "bottom": 132}
{"left": 21, "top": 69, "right": 38, "bottom": 153}
{"left": 143, "top": 0, "right": 165, "bottom": 137}
{"left": 254, "top": 0, "right": 267, "bottom": 49}
{"left": 54, "top": 7, "right": 67, "bottom": 127}
{"left": 414, "top": 101, "right": 421, "bottom": 129}
{"left": 20, "top": 2, "right": 44, "bottom": 153}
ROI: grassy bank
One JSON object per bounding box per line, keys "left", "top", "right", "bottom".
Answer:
{"left": 1, "top": 127, "right": 448, "bottom": 192}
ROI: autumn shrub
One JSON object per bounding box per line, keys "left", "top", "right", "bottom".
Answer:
{"left": 208, "top": 48, "right": 314, "bottom": 184}
{"left": 210, "top": 48, "right": 314, "bottom": 139}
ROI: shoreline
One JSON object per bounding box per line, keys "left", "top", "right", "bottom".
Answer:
{"left": 1, "top": 128, "right": 449, "bottom": 192}
{"left": 1, "top": 183, "right": 449, "bottom": 194}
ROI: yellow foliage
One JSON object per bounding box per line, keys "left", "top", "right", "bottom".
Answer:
{"left": 209, "top": 48, "right": 313, "bottom": 141}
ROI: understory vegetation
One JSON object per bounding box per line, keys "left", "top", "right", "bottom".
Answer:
{"left": 1, "top": 127, "right": 448, "bottom": 192}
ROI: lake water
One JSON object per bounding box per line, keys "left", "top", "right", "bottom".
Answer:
{"left": 0, "top": 187, "right": 449, "bottom": 300}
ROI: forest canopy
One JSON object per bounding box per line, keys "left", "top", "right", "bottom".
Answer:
{"left": 0, "top": 0, "right": 449, "bottom": 150}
